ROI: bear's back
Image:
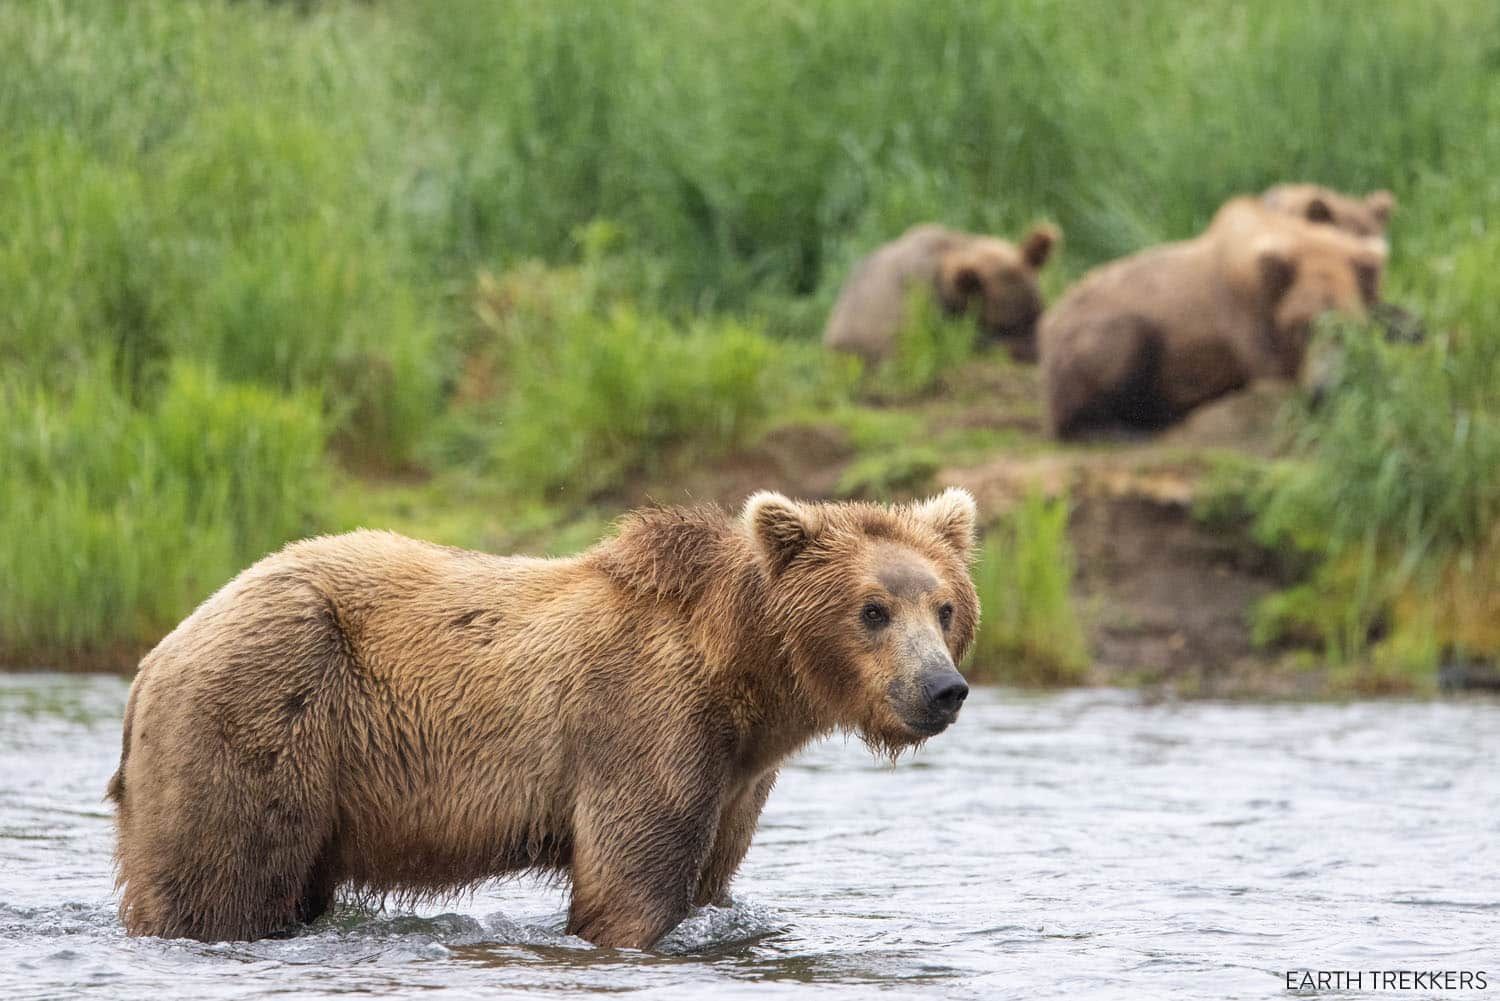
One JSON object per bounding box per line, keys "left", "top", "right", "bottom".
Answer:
{"left": 1040, "top": 236, "right": 1213, "bottom": 354}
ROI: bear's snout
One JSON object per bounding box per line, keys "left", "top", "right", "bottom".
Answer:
{"left": 921, "top": 666, "right": 969, "bottom": 717}
{"left": 900, "top": 653, "right": 968, "bottom": 736}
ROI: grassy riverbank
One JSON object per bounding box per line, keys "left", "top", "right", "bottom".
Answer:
{"left": 3, "top": 0, "right": 1498, "bottom": 687}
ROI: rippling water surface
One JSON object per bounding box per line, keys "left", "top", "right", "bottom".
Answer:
{"left": 1, "top": 673, "right": 1496, "bottom": 999}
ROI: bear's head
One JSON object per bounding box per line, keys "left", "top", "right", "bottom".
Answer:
{"left": 1250, "top": 225, "right": 1386, "bottom": 379}
{"left": 743, "top": 488, "right": 980, "bottom": 753}
{"left": 1262, "top": 184, "right": 1395, "bottom": 243}
{"left": 936, "top": 225, "right": 1058, "bottom": 362}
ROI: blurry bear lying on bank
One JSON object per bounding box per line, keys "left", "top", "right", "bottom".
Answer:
{"left": 1039, "top": 195, "right": 1389, "bottom": 439}
{"left": 823, "top": 222, "right": 1059, "bottom": 365}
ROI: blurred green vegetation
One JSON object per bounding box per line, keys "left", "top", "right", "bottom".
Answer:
{"left": 865, "top": 289, "right": 985, "bottom": 401}
{"left": 1206, "top": 317, "right": 1500, "bottom": 684}
{"left": 2, "top": 0, "right": 1498, "bottom": 679}
{"left": 969, "top": 492, "right": 1090, "bottom": 686}
{"left": 1, "top": 364, "right": 326, "bottom": 662}
{"left": 433, "top": 238, "right": 849, "bottom": 503}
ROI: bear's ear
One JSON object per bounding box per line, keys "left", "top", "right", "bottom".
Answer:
{"left": 1366, "top": 190, "right": 1396, "bottom": 226}
{"left": 743, "top": 491, "right": 823, "bottom": 574}
{"left": 1303, "top": 197, "right": 1335, "bottom": 225}
{"left": 1020, "top": 224, "right": 1059, "bottom": 269}
{"left": 1256, "top": 242, "right": 1298, "bottom": 303}
{"left": 912, "top": 487, "right": 978, "bottom": 560}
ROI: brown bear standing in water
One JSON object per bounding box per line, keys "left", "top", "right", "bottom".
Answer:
{"left": 108, "top": 491, "right": 979, "bottom": 948}
{"left": 823, "top": 223, "right": 1059, "bottom": 364}
{"left": 1039, "top": 197, "right": 1386, "bottom": 439}
{"left": 1262, "top": 183, "right": 1395, "bottom": 241}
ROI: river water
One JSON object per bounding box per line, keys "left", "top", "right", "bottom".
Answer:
{"left": 1, "top": 673, "right": 1495, "bottom": 1000}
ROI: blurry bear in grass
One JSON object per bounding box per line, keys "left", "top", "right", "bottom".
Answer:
{"left": 824, "top": 223, "right": 1059, "bottom": 365}
{"left": 1040, "top": 197, "right": 1386, "bottom": 439}
{"left": 109, "top": 490, "right": 980, "bottom": 949}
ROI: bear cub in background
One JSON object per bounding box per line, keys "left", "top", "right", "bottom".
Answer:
{"left": 824, "top": 222, "right": 1059, "bottom": 364}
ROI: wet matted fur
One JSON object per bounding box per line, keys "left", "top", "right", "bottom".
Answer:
{"left": 108, "top": 491, "right": 979, "bottom": 948}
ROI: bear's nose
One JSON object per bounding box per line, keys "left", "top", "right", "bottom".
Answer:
{"left": 922, "top": 671, "right": 969, "bottom": 716}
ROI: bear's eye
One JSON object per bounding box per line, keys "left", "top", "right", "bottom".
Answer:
{"left": 938, "top": 603, "right": 954, "bottom": 629}
{"left": 861, "top": 602, "right": 891, "bottom": 628}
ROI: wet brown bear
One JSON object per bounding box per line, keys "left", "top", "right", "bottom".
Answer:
{"left": 108, "top": 490, "right": 979, "bottom": 948}
{"left": 823, "top": 222, "right": 1059, "bottom": 364}
{"left": 1262, "top": 183, "right": 1395, "bottom": 242}
{"left": 1039, "top": 197, "right": 1385, "bottom": 439}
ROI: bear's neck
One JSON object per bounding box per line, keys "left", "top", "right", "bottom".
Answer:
{"left": 589, "top": 509, "right": 826, "bottom": 756}
{"left": 696, "top": 561, "right": 825, "bottom": 759}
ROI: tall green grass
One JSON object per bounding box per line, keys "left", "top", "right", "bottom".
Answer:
{"left": 8, "top": 0, "right": 1496, "bottom": 362}
{"left": 1250, "top": 305, "right": 1500, "bottom": 667}
{"left": 0, "top": 364, "right": 327, "bottom": 662}
{"left": 0, "top": 2, "right": 443, "bottom": 463}
{"left": 4, "top": 0, "right": 1499, "bottom": 671}
{"left": 489, "top": 303, "right": 784, "bottom": 502}
{"left": 400, "top": 0, "right": 1500, "bottom": 302}
{"left": 864, "top": 288, "right": 984, "bottom": 400}
{"left": 442, "top": 240, "right": 849, "bottom": 504}
{"left": 968, "top": 493, "right": 1090, "bottom": 685}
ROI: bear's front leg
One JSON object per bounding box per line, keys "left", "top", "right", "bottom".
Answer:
{"left": 695, "top": 771, "right": 776, "bottom": 907}
{"left": 567, "top": 785, "right": 724, "bottom": 949}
